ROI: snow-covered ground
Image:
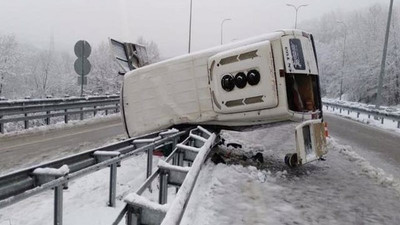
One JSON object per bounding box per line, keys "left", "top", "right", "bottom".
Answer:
{"left": 181, "top": 122, "right": 400, "bottom": 225}
{"left": 1, "top": 122, "right": 400, "bottom": 225}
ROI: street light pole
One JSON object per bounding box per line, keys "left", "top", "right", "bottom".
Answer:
{"left": 220, "top": 18, "right": 232, "bottom": 45}
{"left": 337, "top": 21, "right": 347, "bottom": 101}
{"left": 286, "top": 4, "right": 308, "bottom": 29}
{"left": 188, "top": 0, "right": 193, "bottom": 53}
{"left": 376, "top": 0, "right": 394, "bottom": 109}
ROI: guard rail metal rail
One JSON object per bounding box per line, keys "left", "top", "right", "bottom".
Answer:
{"left": 323, "top": 101, "right": 400, "bottom": 128}
{"left": 0, "top": 95, "right": 120, "bottom": 133}
{"left": 0, "top": 127, "right": 191, "bottom": 225}
{"left": 112, "top": 126, "right": 217, "bottom": 225}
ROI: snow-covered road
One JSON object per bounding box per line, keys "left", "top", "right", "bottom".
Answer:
{"left": 182, "top": 122, "right": 400, "bottom": 225}
{"left": 0, "top": 115, "right": 125, "bottom": 175}
{"left": 1, "top": 121, "right": 399, "bottom": 225}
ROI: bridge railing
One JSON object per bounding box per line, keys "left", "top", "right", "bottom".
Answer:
{"left": 0, "top": 95, "right": 120, "bottom": 133}
{"left": 322, "top": 100, "right": 400, "bottom": 129}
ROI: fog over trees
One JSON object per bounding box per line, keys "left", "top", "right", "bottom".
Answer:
{"left": 0, "top": 3, "right": 399, "bottom": 106}
{"left": 0, "top": 36, "right": 160, "bottom": 99}
{"left": 303, "top": 4, "right": 400, "bottom": 106}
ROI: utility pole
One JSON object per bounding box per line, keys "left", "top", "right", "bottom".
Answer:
{"left": 286, "top": 4, "right": 308, "bottom": 29}
{"left": 376, "top": 0, "right": 394, "bottom": 109}
{"left": 220, "top": 18, "right": 232, "bottom": 45}
{"left": 337, "top": 21, "right": 347, "bottom": 100}
{"left": 188, "top": 0, "right": 193, "bottom": 53}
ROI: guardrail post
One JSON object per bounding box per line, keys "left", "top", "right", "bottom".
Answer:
{"left": 178, "top": 149, "right": 184, "bottom": 167}
{"left": 348, "top": 110, "right": 350, "bottom": 115}
{"left": 115, "top": 103, "right": 119, "bottom": 113}
{"left": 0, "top": 116, "right": 3, "bottom": 134}
{"left": 368, "top": 114, "right": 371, "bottom": 119}
{"left": 339, "top": 108, "right": 342, "bottom": 113}
{"left": 64, "top": 109, "right": 68, "bottom": 124}
{"left": 46, "top": 111, "right": 51, "bottom": 125}
{"left": 109, "top": 163, "right": 117, "bottom": 207}
{"left": 94, "top": 106, "right": 97, "bottom": 117}
{"left": 397, "top": 121, "right": 400, "bottom": 128}
{"left": 54, "top": 185, "right": 63, "bottom": 225}
{"left": 80, "top": 108, "right": 84, "bottom": 120}
{"left": 147, "top": 147, "right": 153, "bottom": 178}
{"left": 357, "top": 112, "right": 360, "bottom": 118}
{"left": 24, "top": 113, "right": 29, "bottom": 130}
{"left": 106, "top": 109, "right": 109, "bottom": 116}
{"left": 381, "top": 117, "right": 384, "bottom": 124}
{"left": 159, "top": 170, "right": 168, "bottom": 204}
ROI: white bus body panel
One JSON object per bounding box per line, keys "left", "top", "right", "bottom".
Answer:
{"left": 208, "top": 41, "right": 278, "bottom": 113}
{"left": 122, "top": 30, "right": 318, "bottom": 137}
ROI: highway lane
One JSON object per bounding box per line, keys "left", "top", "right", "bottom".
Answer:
{"left": 0, "top": 116, "right": 126, "bottom": 175}
{"left": 324, "top": 113, "right": 400, "bottom": 177}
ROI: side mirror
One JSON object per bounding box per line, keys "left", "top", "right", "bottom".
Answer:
{"left": 285, "top": 119, "right": 328, "bottom": 167}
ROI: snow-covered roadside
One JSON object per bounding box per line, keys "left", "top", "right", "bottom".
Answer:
{"left": 0, "top": 153, "right": 158, "bottom": 225}
{"left": 329, "top": 139, "right": 400, "bottom": 194}
{"left": 1, "top": 122, "right": 400, "bottom": 225}
{"left": 324, "top": 104, "right": 400, "bottom": 134}
{"left": 182, "top": 124, "right": 400, "bottom": 225}
{"left": 0, "top": 113, "right": 120, "bottom": 140}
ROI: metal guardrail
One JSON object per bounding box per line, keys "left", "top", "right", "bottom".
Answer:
{"left": 323, "top": 101, "right": 400, "bottom": 128}
{"left": 112, "top": 126, "right": 217, "bottom": 225}
{"left": 0, "top": 127, "right": 190, "bottom": 225}
{"left": 0, "top": 95, "right": 120, "bottom": 133}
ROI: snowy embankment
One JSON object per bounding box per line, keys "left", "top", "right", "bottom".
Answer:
{"left": 323, "top": 98, "right": 400, "bottom": 134}
{"left": 322, "top": 98, "right": 400, "bottom": 115}
{"left": 1, "top": 122, "right": 400, "bottom": 225}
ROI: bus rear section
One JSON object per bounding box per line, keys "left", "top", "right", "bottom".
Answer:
{"left": 280, "top": 31, "right": 322, "bottom": 119}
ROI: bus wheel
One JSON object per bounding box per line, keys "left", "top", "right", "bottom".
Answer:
{"left": 285, "top": 153, "right": 298, "bottom": 168}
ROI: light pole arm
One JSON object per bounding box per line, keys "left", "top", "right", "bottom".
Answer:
{"left": 286, "top": 4, "right": 308, "bottom": 29}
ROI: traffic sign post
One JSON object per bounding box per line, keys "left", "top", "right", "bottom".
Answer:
{"left": 74, "top": 40, "right": 91, "bottom": 96}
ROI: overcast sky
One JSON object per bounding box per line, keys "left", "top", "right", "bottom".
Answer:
{"left": 0, "top": 0, "right": 395, "bottom": 58}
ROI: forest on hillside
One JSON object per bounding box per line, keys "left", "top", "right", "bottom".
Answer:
{"left": 303, "top": 4, "right": 400, "bottom": 106}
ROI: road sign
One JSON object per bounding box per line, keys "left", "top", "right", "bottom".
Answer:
{"left": 74, "top": 40, "right": 91, "bottom": 58}
{"left": 74, "top": 58, "right": 91, "bottom": 76}
{"left": 74, "top": 40, "right": 91, "bottom": 95}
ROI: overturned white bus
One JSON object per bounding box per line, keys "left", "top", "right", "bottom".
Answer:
{"left": 111, "top": 29, "right": 327, "bottom": 167}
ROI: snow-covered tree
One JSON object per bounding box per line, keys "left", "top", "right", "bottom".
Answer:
{"left": 136, "top": 36, "right": 160, "bottom": 63}
{"left": 0, "top": 34, "right": 18, "bottom": 97}
{"left": 87, "top": 41, "right": 121, "bottom": 95}
{"left": 302, "top": 4, "right": 400, "bottom": 105}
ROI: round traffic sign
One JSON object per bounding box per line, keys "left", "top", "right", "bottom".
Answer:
{"left": 74, "top": 58, "right": 91, "bottom": 76}
{"left": 74, "top": 40, "right": 91, "bottom": 58}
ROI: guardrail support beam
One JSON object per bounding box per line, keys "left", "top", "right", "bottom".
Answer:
{"left": 0, "top": 116, "right": 3, "bottom": 133}
{"left": 109, "top": 163, "right": 117, "bottom": 207}
{"left": 64, "top": 109, "right": 68, "bottom": 123}
{"left": 46, "top": 110, "right": 51, "bottom": 125}
{"left": 54, "top": 185, "right": 63, "bottom": 225}
{"left": 159, "top": 171, "right": 168, "bottom": 205}
{"left": 147, "top": 148, "right": 153, "bottom": 178}
{"left": 24, "top": 113, "right": 28, "bottom": 129}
